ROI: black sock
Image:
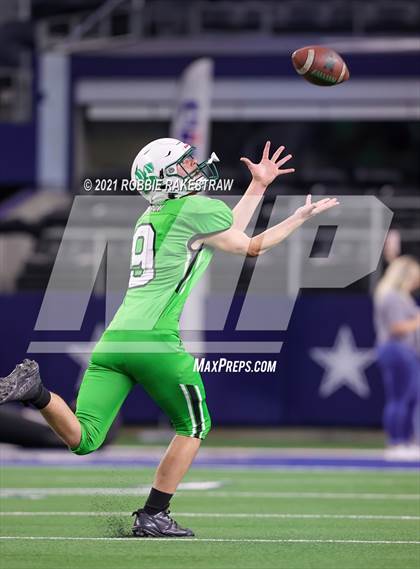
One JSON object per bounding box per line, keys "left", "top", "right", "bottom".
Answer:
{"left": 26, "top": 384, "right": 51, "bottom": 410}
{"left": 143, "top": 487, "right": 173, "bottom": 515}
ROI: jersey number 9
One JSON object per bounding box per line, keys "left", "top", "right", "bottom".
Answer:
{"left": 129, "top": 224, "right": 156, "bottom": 288}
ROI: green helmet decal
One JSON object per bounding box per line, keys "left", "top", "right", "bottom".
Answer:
{"left": 135, "top": 162, "right": 158, "bottom": 194}
{"left": 135, "top": 162, "right": 157, "bottom": 182}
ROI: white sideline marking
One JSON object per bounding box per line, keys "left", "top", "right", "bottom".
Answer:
{"left": 0, "top": 481, "right": 222, "bottom": 498}
{"left": 1, "top": 489, "right": 418, "bottom": 500}
{"left": 1, "top": 512, "right": 419, "bottom": 521}
{"left": 1, "top": 536, "right": 420, "bottom": 545}
{"left": 202, "top": 491, "right": 419, "bottom": 500}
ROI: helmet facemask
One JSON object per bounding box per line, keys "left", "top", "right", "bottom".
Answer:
{"left": 163, "top": 148, "right": 220, "bottom": 183}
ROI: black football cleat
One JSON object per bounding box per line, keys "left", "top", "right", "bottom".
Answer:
{"left": 132, "top": 509, "right": 195, "bottom": 538}
{"left": 0, "top": 359, "right": 41, "bottom": 405}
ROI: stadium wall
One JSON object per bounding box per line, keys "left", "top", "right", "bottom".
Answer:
{"left": 0, "top": 292, "right": 386, "bottom": 428}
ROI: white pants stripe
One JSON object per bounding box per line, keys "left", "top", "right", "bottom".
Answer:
{"left": 180, "top": 384, "right": 197, "bottom": 437}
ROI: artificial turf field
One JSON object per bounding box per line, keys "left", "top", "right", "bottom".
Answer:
{"left": 1, "top": 464, "right": 419, "bottom": 569}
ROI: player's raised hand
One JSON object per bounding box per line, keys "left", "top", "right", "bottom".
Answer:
{"left": 240, "top": 141, "right": 295, "bottom": 186}
{"left": 294, "top": 194, "right": 340, "bottom": 220}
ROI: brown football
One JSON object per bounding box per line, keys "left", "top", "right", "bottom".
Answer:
{"left": 291, "top": 46, "right": 350, "bottom": 86}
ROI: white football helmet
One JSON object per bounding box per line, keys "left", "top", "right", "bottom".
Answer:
{"left": 130, "top": 137, "right": 220, "bottom": 204}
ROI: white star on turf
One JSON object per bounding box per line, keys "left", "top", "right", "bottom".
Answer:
{"left": 310, "top": 326, "right": 376, "bottom": 399}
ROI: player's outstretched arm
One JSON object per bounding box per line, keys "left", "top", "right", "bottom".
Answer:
{"left": 203, "top": 194, "right": 339, "bottom": 256}
{"left": 250, "top": 194, "right": 339, "bottom": 255}
{"left": 232, "top": 141, "right": 295, "bottom": 232}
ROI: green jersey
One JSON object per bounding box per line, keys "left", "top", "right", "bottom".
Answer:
{"left": 108, "top": 195, "right": 233, "bottom": 332}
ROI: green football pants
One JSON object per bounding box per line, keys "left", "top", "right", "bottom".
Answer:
{"left": 71, "top": 330, "right": 211, "bottom": 455}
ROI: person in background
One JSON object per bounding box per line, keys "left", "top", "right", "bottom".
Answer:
{"left": 383, "top": 229, "right": 401, "bottom": 265}
{"left": 374, "top": 256, "right": 420, "bottom": 460}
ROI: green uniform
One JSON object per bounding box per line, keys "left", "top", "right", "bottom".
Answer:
{"left": 72, "top": 195, "right": 233, "bottom": 455}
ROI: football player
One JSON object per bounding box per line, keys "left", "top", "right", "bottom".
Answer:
{"left": 0, "top": 138, "right": 338, "bottom": 537}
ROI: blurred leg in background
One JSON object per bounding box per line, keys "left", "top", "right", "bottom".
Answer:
{"left": 377, "top": 341, "right": 420, "bottom": 459}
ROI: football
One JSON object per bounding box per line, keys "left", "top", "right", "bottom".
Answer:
{"left": 291, "top": 45, "right": 350, "bottom": 86}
